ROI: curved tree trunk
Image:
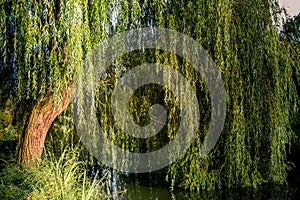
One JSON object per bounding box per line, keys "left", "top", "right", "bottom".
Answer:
{"left": 17, "top": 85, "right": 74, "bottom": 166}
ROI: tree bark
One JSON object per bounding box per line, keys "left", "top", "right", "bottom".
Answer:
{"left": 17, "top": 85, "right": 74, "bottom": 166}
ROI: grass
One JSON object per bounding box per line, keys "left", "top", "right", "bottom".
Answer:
{"left": 0, "top": 146, "right": 113, "bottom": 200}
{"left": 0, "top": 163, "right": 34, "bottom": 199}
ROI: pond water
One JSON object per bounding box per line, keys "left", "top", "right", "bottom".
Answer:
{"left": 100, "top": 167, "right": 300, "bottom": 200}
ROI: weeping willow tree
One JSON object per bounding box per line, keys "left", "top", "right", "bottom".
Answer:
{"left": 0, "top": 0, "right": 102, "bottom": 165}
{"left": 0, "top": 0, "right": 143, "bottom": 165}
{"left": 0, "top": 0, "right": 299, "bottom": 190}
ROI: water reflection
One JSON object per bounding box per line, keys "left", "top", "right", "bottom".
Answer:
{"left": 90, "top": 166, "right": 300, "bottom": 199}
{"left": 124, "top": 184, "right": 171, "bottom": 200}
{"left": 123, "top": 183, "right": 299, "bottom": 200}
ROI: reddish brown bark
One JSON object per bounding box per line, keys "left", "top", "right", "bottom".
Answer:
{"left": 17, "top": 85, "right": 74, "bottom": 166}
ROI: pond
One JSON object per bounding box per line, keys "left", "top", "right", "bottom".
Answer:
{"left": 100, "top": 166, "right": 300, "bottom": 200}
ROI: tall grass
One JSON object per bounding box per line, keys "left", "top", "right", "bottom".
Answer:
{"left": 0, "top": 146, "right": 112, "bottom": 200}
{"left": 29, "top": 146, "right": 110, "bottom": 200}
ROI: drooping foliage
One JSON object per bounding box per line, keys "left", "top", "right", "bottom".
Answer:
{"left": 282, "top": 12, "right": 300, "bottom": 44}
{"left": 0, "top": 0, "right": 299, "bottom": 190}
{"left": 159, "top": 0, "right": 299, "bottom": 190}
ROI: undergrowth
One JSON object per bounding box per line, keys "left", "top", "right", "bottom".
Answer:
{"left": 0, "top": 146, "right": 112, "bottom": 200}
